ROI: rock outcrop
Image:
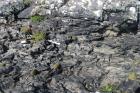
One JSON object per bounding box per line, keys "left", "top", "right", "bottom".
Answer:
{"left": 0, "top": 0, "right": 140, "bottom": 93}
{"left": 33, "top": 0, "right": 138, "bottom": 19}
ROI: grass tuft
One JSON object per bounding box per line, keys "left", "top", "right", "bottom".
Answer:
{"left": 32, "top": 69, "right": 40, "bottom": 76}
{"left": 31, "top": 15, "right": 45, "bottom": 23}
{"left": 100, "top": 84, "right": 118, "bottom": 92}
{"left": 32, "top": 32, "right": 46, "bottom": 42}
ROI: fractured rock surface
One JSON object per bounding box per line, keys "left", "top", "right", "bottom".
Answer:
{"left": 0, "top": 0, "right": 140, "bottom": 93}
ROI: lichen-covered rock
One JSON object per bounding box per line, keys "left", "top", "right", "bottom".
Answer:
{"left": 0, "top": 0, "right": 30, "bottom": 23}
{"left": 0, "top": 44, "right": 8, "bottom": 54}
{"left": 32, "top": 0, "right": 139, "bottom": 20}
{"left": 0, "top": 0, "right": 25, "bottom": 15}
{"left": 0, "top": 0, "right": 140, "bottom": 93}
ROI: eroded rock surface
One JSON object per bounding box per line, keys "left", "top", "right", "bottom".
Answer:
{"left": 0, "top": 0, "right": 140, "bottom": 93}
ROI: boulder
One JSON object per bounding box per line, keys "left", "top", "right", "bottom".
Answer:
{"left": 0, "top": 0, "right": 28, "bottom": 22}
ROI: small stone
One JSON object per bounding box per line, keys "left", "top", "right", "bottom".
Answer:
{"left": 21, "top": 40, "right": 27, "bottom": 44}
{"left": 48, "top": 40, "right": 60, "bottom": 45}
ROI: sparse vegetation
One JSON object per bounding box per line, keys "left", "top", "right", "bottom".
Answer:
{"left": 100, "top": 84, "right": 118, "bottom": 92}
{"left": 20, "top": 26, "right": 32, "bottom": 39}
{"left": 52, "top": 63, "right": 62, "bottom": 70}
{"left": 71, "top": 36, "right": 77, "bottom": 41}
{"left": 23, "top": 0, "right": 32, "bottom": 7}
{"left": 32, "top": 32, "right": 46, "bottom": 42}
{"left": 20, "top": 26, "right": 29, "bottom": 33}
{"left": 0, "top": 63, "right": 6, "bottom": 67}
{"left": 128, "top": 72, "right": 137, "bottom": 80}
{"left": 127, "top": 60, "right": 138, "bottom": 81}
{"left": 32, "top": 69, "right": 40, "bottom": 76}
{"left": 31, "top": 15, "right": 45, "bottom": 23}
{"left": 52, "top": 63, "right": 62, "bottom": 75}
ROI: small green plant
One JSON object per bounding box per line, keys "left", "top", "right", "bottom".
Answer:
{"left": 0, "top": 63, "right": 6, "bottom": 67}
{"left": 127, "top": 60, "right": 138, "bottom": 80}
{"left": 31, "top": 15, "right": 44, "bottom": 23}
{"left": 23, "top": 0, "right": 32, "bottom": 6}
{"left": 100, "top": 84, "right": 118, "bottom": 92}
{"left": 128, "top": 72, "right": 137, "bottom": 80}
{"left": 20, "top": 26, "right": 32, "bottom": 39}
{"left": 32, "top": 32, "right": 46, "bottom": 42}
{"left": 52, "top": 63, "right": 62, "bottom": 70}
{"left": 32, "top": 69, "right": 40, "bottom": 76}
{"left": 21, "top": 26, "right": 29, "bottom": 33}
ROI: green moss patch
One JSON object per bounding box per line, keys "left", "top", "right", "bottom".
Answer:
{"left": 31, "top": 15, "right": 45, "bottom": 23}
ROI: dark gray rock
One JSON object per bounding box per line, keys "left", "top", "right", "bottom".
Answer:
{"left": 0, "top": 26, "right": 9, "bottom": 39}
{"left": 0, "top": 44, "right": 8, "bottom": 54}
{"left": 1, "top": 49, "right": 15, "bottom": 61}
{"left": 18, "top": 6, "right": 33, "bottom": 19}
{"left": 82, "top": 77, "right": 101, "bottom": 92}
{"left": 0, "top": 0, "right": 27, "bottom": 23}
{"left": 7, "top": 27, "right": 19, "bottom": 40}
{"left": 0, "top": 0, "right": 140, "bottom": 93}
{"left": 119, "top": 80, "right": 140, "bottom": 93}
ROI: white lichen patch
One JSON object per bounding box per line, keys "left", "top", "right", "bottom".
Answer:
{"left": 129, "top": 7, "right": 137, "bottom": 20}
{"left": 95, "top": 91, "right": 100, "bottom": 93}
{"left": 93, "top": 10, "right": 102, "bottom": 17}
{"left": 81, "top": 0, "right": 92, "bottom": 7}
{"left": 129, "top": 7, "right": 136, "bottom": 14}
{"left": 69, "top": 6, "right": 76, "bottom": 11}
{"left": 21, "top": 40, "right": 27, "bottom": 44}
{"left": 94, "top": 45, "right": 117, "bottom": 54}
{"left": 97, "top": 0, "right": 103, "bottom": 7}
{"left": 48, "top": 40, "right": 60, "bottom": 45}
{"left": 30, "top": 6, "right": 41, "bottom": 15}
{"left": 108, "top": 0, "right": 112, "bottom": 2}
{"left": 0, "top": 17, "right": 7, "bottom": 24}
{"left": 116, "top": 2, "right": 120, "bottom": 7}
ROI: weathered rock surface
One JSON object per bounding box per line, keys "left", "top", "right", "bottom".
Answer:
{"left": 33, "top": 0, "right": 138, "bottom": 20}
{"left": 0, "top": 0, "right": 140, "bottom": 93}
